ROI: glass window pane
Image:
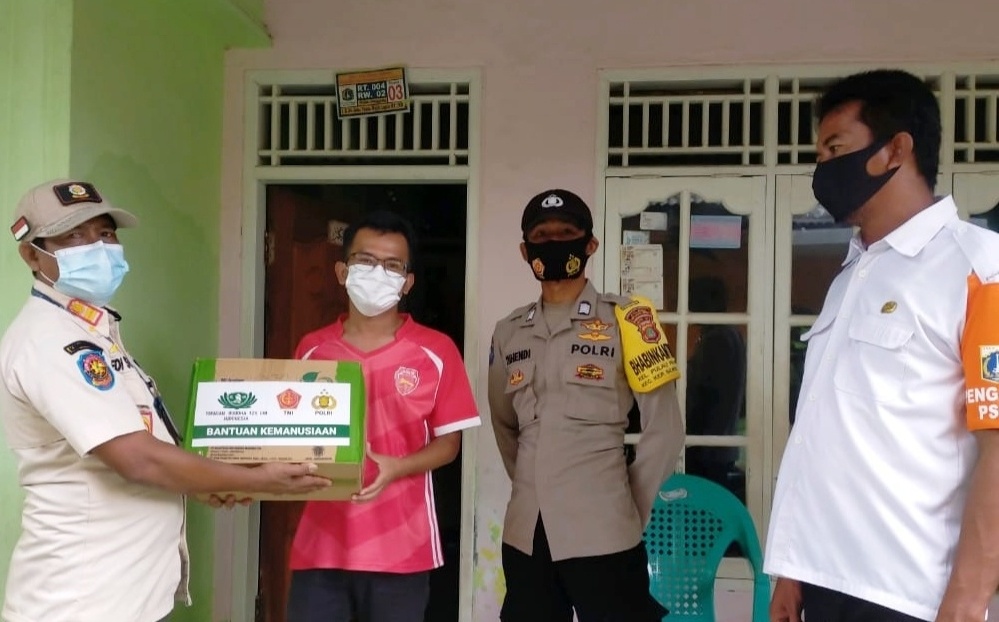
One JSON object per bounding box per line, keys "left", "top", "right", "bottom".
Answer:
{"left": 791, "top": 204, "right": 852, "bottom": 315}
{"left": 684, "top": 322, "right": 747, "bottom": 501}
{"left": 789, "top": 325, "right": 810, "bottom": 426}
{"left": 619, "top": 193, "right": 751, "bottom": 313}
{"left": 620, "top": 202, "right": 678, "bottom": 312}
{"left": 685, "top": 323, "right": 747, "bottom": 434}
{"left": 689, "top": 199, "right": 748, "bottom": 313}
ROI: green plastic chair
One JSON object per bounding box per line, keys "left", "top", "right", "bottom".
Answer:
{"left": 644, "top": 473, "right": 769, "bottom": 621}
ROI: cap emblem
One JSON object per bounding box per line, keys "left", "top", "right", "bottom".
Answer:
{"left": 53, "top": 182, "right": 102, "bottom": 206}
{"left": 541, "top": 194, "right": 564, "bottom": 208}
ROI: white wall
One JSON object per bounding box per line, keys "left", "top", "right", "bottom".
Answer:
{"left": 219, "top": 1, "right": 999, "bottom": 617}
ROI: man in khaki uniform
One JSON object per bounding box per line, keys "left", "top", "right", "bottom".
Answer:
{"left": 0, "top": 180, "right": 330, "bottom": 622}
{"left": 489, "top": 188, "right": 684, "bottom": 622}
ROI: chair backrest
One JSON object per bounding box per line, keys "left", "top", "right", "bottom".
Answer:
{"left": 643, "top": 473, "right": 767, "bottom": 621}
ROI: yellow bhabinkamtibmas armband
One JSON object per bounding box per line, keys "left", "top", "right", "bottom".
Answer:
{"left": 615, "top": 296, "right": 681, "bottom": 393}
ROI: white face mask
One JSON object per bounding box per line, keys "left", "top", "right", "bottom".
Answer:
{"left": 345, "top": 264, "right": 406, "bottom": 316}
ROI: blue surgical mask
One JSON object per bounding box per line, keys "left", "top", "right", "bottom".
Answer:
{"left": 38, "top": 240, "right": 129, "bottom": 306}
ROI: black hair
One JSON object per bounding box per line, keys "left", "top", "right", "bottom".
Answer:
{"left": 342, "top": 210, "right": 418, "bottom": 264}
{"left": 816, "top": 69, "right": 941, "bottom": 190}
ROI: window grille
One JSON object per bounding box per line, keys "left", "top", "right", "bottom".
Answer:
{"left": 256, "top": 81, "right": 471, "bottom": 167}
{"left": 607, "top": 79, "right": 766, "bottom": 167}
{"left": 954, "top": 74, "right": 999, "bottom": 163}
{"left": 608, "top": 70, "right": 999, "bottom": 167}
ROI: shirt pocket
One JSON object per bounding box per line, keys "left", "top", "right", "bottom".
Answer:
{"left": 833, "top": 314, "right": 915, "bottom": 403}
{"left": 504, "top": 360, "right": 538, "bottom": 428}
{"left": 562, "top": 357, "right": 624, "bottom": 424}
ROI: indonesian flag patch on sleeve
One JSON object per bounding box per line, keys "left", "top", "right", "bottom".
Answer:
{"left": 10, "top": 216, "right": 29, "bottom": 241}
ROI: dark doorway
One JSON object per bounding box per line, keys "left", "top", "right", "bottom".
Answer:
{"left": 258, "top": 183, "right": 467, "bottom": 622}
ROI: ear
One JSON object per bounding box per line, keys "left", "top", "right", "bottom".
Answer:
{"left": 334, "top": 261, "right": 349, "bottom": 285}
{"left": 18, "top": 242, "right": 41, "bottom": 272}
{"left": 402, "top": 272, "right": 415, "bottom": 295}
{"left": 586, "top": 235, "right": 600, "bottom": 256}
{"left": 886, "top": 132, "right": 915, "bottom": 170}
{"left": 519, "top": 242, "right": 529, "bottom": 262}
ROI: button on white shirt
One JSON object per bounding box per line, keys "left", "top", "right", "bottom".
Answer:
{"left": 765, "top": 196, "right": 997, "bottom": 621}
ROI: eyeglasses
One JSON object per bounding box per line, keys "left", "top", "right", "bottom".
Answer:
{"left": 347, "top": 252, "right": 408, "bottom": 276}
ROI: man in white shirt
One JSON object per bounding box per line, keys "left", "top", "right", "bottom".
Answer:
{"left": 766, "top": 70, "right": 999, "bottom": 622}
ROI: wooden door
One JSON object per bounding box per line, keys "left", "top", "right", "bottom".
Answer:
{"left": 259, "top": 186, "right": 348, "bottom": 622}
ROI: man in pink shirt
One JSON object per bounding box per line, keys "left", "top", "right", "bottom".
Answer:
{"left": 287, "top": 210, "right": 481, "bottom": 622}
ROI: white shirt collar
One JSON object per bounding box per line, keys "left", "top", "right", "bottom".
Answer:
{"left": 842, "top": 195, "right": 958, "bottom": 265}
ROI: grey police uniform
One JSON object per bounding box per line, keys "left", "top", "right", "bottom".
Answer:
{"left": 488, "top": 280, "right": 684, "bottom": 562}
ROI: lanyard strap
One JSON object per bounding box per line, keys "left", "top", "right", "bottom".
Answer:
{"left": 131, "top": 360, "right": 184, "bottom": 444}
{"left": 30, "top": 287, "right": 61, "bottom": 307}
{"left": 30, "top": 288, "right": 183, "bottom": 444}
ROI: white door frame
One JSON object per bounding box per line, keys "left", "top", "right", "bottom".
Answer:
{"left": 213, "top": 68, "right": 482, "bottom": 622}
{"left": 603, "top": 175, "right": 770, "bottom": 580}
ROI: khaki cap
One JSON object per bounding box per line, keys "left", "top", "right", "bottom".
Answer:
{"left": 10, "top": 179, "right": 139, "bottom": 243}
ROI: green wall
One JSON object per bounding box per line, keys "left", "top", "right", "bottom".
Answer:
{"left": 0, "top": 0, "right": 74, "bottom": 601}
{"left": 228, "top": 0, "right": 266, "bottom": 25}
{"left": 69, "top": 2, "right": 265, "bottom": 620}
{"left": 0, "top": 1, "right": 267, "bottom": 620}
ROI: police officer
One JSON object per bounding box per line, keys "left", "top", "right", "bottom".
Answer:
{"left": 0, "top": 179, "right": 330, "bottom": 622}
{"left": 488, "top": 188, "right": 684, "bottom": 622}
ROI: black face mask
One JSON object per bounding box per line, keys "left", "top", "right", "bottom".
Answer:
{"left": 523, "top": 237, "right": 590, "bottom": 281}
{"left": 812, "top": 140, "right": 899, "bottom": 223}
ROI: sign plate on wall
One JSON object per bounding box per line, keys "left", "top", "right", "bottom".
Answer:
{"left": 335, "top": 66, "right": 410, "bottom": 118}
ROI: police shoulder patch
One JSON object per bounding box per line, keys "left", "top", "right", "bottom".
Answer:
{"left": 501, "top": 301, "right": 537, "bottom": 324}
{"left": 67, "top": 299, "right": 103, "bottom": 326}
{"left": 64, "top": 340, "right": 103, "bottom": 355}
{"left": 599, "top": 291, "right": 632, "bottom": 307}
{"left": 77, "top": 351, "right": 115, "bottom": 391}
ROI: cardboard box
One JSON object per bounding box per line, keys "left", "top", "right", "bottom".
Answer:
{"left": 184, "top": 358, "right": 365, "bottom": 500}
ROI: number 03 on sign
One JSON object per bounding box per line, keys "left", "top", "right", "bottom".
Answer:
{"left": 335, "top": 66, "right": 410, "bottom": 119}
